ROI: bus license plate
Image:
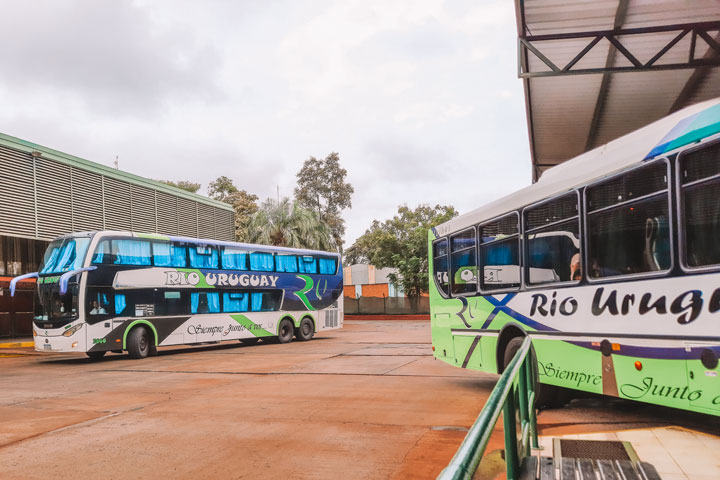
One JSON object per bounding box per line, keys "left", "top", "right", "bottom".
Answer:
{"left": 43, "top": 344, "right": 51, "bottom": 350}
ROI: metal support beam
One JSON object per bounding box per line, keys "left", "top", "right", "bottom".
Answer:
{"left": 670, "top": 31, "right": 720, "bottom": 114}
{"left": 519, "top": 21, "right": 720, "bottom": 78}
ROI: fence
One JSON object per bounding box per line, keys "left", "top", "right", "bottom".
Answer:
{"left": 344, "top": 296, "right": 429, "bottom": 315}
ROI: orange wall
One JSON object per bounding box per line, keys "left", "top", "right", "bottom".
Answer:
{"left": 361, "top": 284, "right": 389, "bottom": 298}
{"left": 343, "top": 285, "right": 356, "bottom": 298}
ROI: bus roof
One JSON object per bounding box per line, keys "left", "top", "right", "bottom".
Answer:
{"left": 436, "top": 97, "right": 720, "bottom": 238}
{"left": 87, "top": 230, "right": 341, "bottom": 258}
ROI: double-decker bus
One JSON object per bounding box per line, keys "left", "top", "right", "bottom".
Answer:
{"left": 429, "top": 98, "right": 720, "bottom": 416}
{"left": 11, "top": 231, "right": 343, "bottom": 359}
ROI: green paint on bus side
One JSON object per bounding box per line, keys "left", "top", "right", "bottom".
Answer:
{"left": 230, "top": 314, "right": 274, "bottom": 338}
{"left": 136, "top": 233, "right": 171, "bottom": 241}
{"left": 294, "top": 275, "right": 316, "bottom": 311}
{"left": 177, "top": 268, "right": 215, "bottom": 288}
{"left": 122, "top": 319, "right": 159, "bottom": 349}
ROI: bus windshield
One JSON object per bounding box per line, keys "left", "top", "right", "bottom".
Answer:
{"left": 40, "top": 237, "right": 92, "bottom": 274}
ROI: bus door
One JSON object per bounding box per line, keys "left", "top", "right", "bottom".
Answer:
{"left": 684, "top": 343, "right": 720, "bottom": 412}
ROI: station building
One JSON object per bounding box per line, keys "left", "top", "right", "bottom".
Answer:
{"left": 0, "top": 132, "right": 235, "bottom": 338}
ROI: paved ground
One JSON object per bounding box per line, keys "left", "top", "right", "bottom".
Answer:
{"left": 1, "top": 320, "right": 718, "bottom": 479}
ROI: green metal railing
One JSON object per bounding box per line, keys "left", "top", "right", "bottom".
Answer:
{"left": 437, "top": 336, "right": 539, "bottom": 480}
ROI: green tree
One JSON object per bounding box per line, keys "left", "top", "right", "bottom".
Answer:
{"left": 246, "top": 197, "right": 333, "bottom": 251}
{"left": 159, "top": 179, "right": 201, "bottom": 193}
{"left": 229, "top": 190, "right": 259, "bottom": 242}
{"left": 346, "top": 204, "right": 457, "bottom": 297}
{"left": 294, "top": 152, "right": 353, "bottom": 252}
{"left": 208, "top": 175, "right": 238, "bottom": 203}
{"left": 207, "top": 176, "right": 258, "bottom": 242}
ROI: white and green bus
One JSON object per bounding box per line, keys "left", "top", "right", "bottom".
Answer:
{"left": 429, "top": 98, "right": 720, "bottom": 416}
{"left": 11, "top": 231, "right": 343, "bottom": 359}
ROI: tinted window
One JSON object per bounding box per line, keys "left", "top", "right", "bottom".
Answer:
{"left": 249, "top": 252, "right": 274, "bottom": 271}
{"left": 154, "top": 291, "right": 189, "bottom": 316}
{"left": 480, "top": 214, "right": 520, "bottom": 290}
{"left": 87, "top": 289, "right": 112, "bottom": 317}
{"left": 221, "top": 247, "right": 248, "bottom": 270}
{"left": 223, "top": 292, "right": 249, "bottom": 312}
{"left": 680, "top": 143, "right": 720, "bottom": 268}
{"left": 318, "top": 257, "right": 337, "bottom": 275}
{"left": 525, "top": 194, "right": 580, "bottom": 284}
{"left": 189, "top": 245, "right": 219, "bottom": 269}
{"left": 298, "top": 256, "right": 317, "bottom": 274}
{"left": 191, "top": 292, "right": 220, "bottom": 314}
{"left": 275, "top": 255, "right": 299, "bottom": 273}
{"left": 152, "top": 242, "right": 187, "bottom": 267}
{"left": 586, "top": 161, "right": 671, "bottom": 278}
{"left": 250, "top": 291, "right": 282, "bottom": 312}
{"left": 112, "top": 239, "right": 152, "bottom": 266}
{"left": 433, "top": 239, "right": 450, "bottom": 296}
{"left": 450, "top": 229, "right": 476, "bottom": 295}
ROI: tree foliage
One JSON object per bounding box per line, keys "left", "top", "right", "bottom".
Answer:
{"left": 159, "top": 179, "right": 201, "bottom": 193}
{"left": 346, "top": 204, "right": 457, "bottom": 297}
{"left": 208, "top": 175, "right": 238, "bottom": 203}
{"left": 246, "top": 197, "right": 333, "bottom": 251}
{"left": 207, "top": 176, "right": 258, "bottom": 242}
{"left": 294, "top": 152, "right": 353, "bottom": 252}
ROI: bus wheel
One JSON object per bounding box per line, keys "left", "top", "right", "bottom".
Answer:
{"left": 296, "top": 318, "right": 314, "bottom": 341}
{"left": 86, "top": 351, "right": 106, "bottom": 361}
{"left": 503, "top": 337, "right": 568, "bottom": 410}
{"left": 277, "top": 319, "right": 294, "bottom": 344}
{"left": 240, "top": 338, "right": 259, "bottom": 346}
{"left": 127, "top": 326, "right": 152, "bottom": 359}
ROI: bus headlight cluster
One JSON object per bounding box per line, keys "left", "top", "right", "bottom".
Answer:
{"left": 62, "top": 324, "right": 83, "bottom": 337}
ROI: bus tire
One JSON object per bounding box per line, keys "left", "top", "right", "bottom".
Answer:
{"left": 277, "top": 318, "right": 294, "bottom": 344}
{"left": 296, "top": 317, "right": 314, "bottom": 341}
{"left": 502, "top": 337, "right": 568, "bottom": 410}
{"left": 240, "top": 338, "right": 259, "bottom": 346}
{"left": 86, "top": 351, "right": 106, "bottom": 361}
{"left": 127, "top": 326, "right": 152, "bottom": 359}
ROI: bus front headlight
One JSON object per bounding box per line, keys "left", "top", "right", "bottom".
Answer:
{"left": 62, "top": 324, "right": 83, "bottom": 337}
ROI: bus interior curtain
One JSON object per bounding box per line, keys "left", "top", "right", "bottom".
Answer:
{"left": 250, "top": 252, "right": 274, "bottom": 271}
{"left": 223, "top": 292, "right": 248, "bottom": 312}
{"left": 92, "top": 241, "right": 108, "bottom": 264}
{"left": 298, "top": 256, "right": 317, "bottom": 274}
{"left": 275, "top": 255, "right": 298, "bottom": 272}
{"left": 55, "top": 240, "right": 77, "bottom": 271}
{"left": 40, "top": 247, "right": 61, "bottom": 274}
{"left": 251, "top": 292, "right": 263, "bottom": 311}
{"left": 207, "top": 293, "right": 220, "bottom": 313}
{"left": 189, "top": 247, "right": 218, "bottom": 269}
{"left": 115, "top": 294, "right": 126, "bottom": 315}
{"left": 191, "top": 292, "right": 200, "bottom": 313}
{"left": 114, "top": 240, "right": 151, "bottom": 266}
{"left": 222, "top": 248, "right": 247, "bottom": 269}
{"left": 319, "top": 258, "right": 336, "bottom": 274}
{"left": 153, "top": 243, "right": 186, "bottom": 267}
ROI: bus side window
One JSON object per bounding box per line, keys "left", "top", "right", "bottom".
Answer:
{"left": 154, "top": 291, "right": 188, "bottom": 316}
{"left": 221, "top": 247, "right": 248, "bottom": 270}
{"left": 112, "top": 239, "right": 152, "bottom": 266}
{"left": 432, "top": 238, "right": 450, "bottom": 296}
{"left": 318, "top": 257, "right": 337, "bottom": 275}
{"left": 189, "top": 245, "right": 219, "bottom": 269}
{"left": 87, "top": 289, "right": 112, "bottom": 316}
{"left": 525, "top": 193, "right": 580, "bottom": 285}
{"left": 479, "top": 214, "right": 520, "bottom": 291}
{"left": 191, "top": 292, "right": 220, "bottom": 314}
{"left": 91, "top": 240, "right": 113, "bottom": 264}
{"left": 275, "top": 254, "right": 299, "bottom": 273}
{"left": 679, "top": 142, "right": 720, "bottom": 269}
{"left": 250, "top": 291, "right": 282, "bottom": 312}
{"left": 115, "top": 293, "right": 127, "bottom": 316}
{"left": 586, "top": 161, "right": 670, "bottom": 278}
{"left": 450, "top": 229, "right": 477, "bottom": 295}
{"left": 153, "top": 242, "right": 187, "bottom": 267}
{"left": 249, "top": 252, "right": 274, "bottom": 271}
{"left": 223, "top": 292, "right": 249, "bottom": 312}
{"left": 298, "top": 256, "right": 317, "bottom": 274}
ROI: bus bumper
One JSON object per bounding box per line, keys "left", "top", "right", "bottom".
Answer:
{"left": 34, "top": 325, "right": 87, "bottom": 352}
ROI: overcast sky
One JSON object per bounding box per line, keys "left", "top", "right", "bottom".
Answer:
{"left": 0, "top": 0, "right": 531, "bottom": 248}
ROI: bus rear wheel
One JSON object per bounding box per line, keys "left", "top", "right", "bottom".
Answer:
{"left": 503, "top": 337, "right": 569, "bottom": 410}
{"left": 277, "top": 318, "right": 294, "bottom": 344}
{"left": 127, "top": 326, "right": 152, "bottom": 359}
{"left": 86, "top": 351, "right": 106, "bottom": 361}
{"left": 296, "top": 318, "right": 314, "bottom": 341}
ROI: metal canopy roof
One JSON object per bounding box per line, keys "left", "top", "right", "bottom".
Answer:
{"left": 515, "top": 0, "right": 720, "bottom": 181}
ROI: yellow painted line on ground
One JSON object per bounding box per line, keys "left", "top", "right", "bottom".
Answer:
{"left": 0, "top": 354, "right": 29, "bottom": 358}
{"left": 0, "top": 342, "right": 34, "bottom": 349}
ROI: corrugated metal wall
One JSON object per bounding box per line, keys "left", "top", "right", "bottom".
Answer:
{"left": 0, "top": 144, "right": 235, "bottom": 242}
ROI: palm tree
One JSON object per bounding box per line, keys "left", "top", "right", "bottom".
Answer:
{"left": 246, "top": 197, "right": 334, "bottom": 251}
